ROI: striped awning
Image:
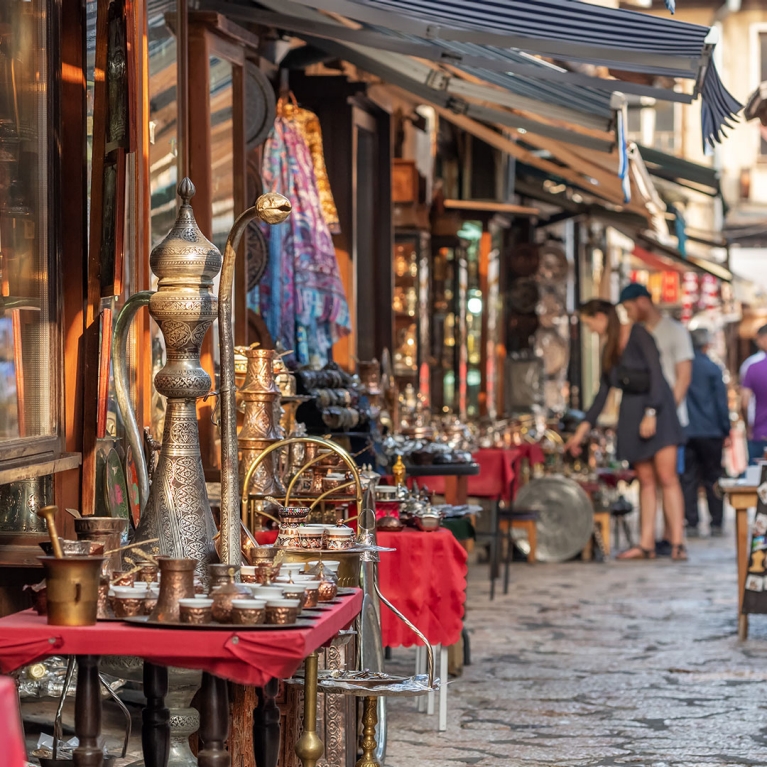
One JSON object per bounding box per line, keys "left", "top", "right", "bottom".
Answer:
{"left": 271, "top": 0, "right": 711, "bottom": 74}
{"left": 251, "top": 0, "right": 742, "bottom": 147}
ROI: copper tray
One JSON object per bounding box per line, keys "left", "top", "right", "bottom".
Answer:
{"left": 123, "top": 616, "right": 318, "bottom": 630}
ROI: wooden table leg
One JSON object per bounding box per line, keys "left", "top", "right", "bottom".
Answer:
{"left": 142, "top": 662, "right": 170, "bottom": 767}
{"left": 198, "top": 672, "right": 230, "bottom": 767}
{"left": 253, "top": 678, "right": 280, "bottom": 767}
{"left": 73, "top": 655, "right": 103, "bottom": 767}
{"left": 444, "top": 475, "right": 468, "bottom": 505}
{"left": 736, "top": 506, "right": 750, "bottom": 641}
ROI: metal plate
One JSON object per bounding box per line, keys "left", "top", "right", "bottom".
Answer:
{"left": 515, "top": 476, "right": 594, "bottom": 563}
{"left": 245, "top": 62, "right": 276, "bottom": 151}
{"left": 124, "top": 616, "right": 317, "bottom": 630}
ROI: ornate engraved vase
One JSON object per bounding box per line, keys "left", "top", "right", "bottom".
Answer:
{"left": 239, "top": 347, "right": 285, "bottom": 499}
{"left": 132, "top": 179, "right": 219, "bottom": 582}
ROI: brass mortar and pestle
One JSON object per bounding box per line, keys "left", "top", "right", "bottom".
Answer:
{"left": 36, "top": 506, "right": 105, "bottom": 627}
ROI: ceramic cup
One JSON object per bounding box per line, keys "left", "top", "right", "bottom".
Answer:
{"left": 113, "top": 595, "right": 145, "bottom": 618}
{"left": 281, "top": 563, "right": 307, "bottom": 574}
{"left": 297, "top": 580, "right": 320, "bottom": 608}
{"left": 265, "top": 599, "right": 301, "bottom": 625}
{"left": 241, "top": 566, "right": 258, "bottom": 584}
{"left": 326, "top": 527, "right": 355, "bottom": 550}
{"left": 307, "top": 560, "right": 341, "bottom": 573}
{"left": 179, "top": 597, "right": 213, "bottom": 625}
{"left": 231, "top": 598, "right": 267, "bottom": 625}
{"left": 251, "top": 585, "right": 286, "bottom": 600}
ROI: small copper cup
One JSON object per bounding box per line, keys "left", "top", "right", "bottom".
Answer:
{"left": 303, "top": 586, "right": 320, "bottom": 608}
{"left": 97, "top": 576, "right": 111, "bottom": 619}
{"left": 179, "top": 598, "right": 213, "bottom": 625}
{"left": 281, "top": 585, "right": 308, "bottom": 609}
{"left": 317, "top": 580, "right": 338, "bottom": 602}
{"left": 112, "top": 571, "right": 135, "bottom": 587}
{"left": 265, "top": 599, "right": 300, "bottom": 625}
{"left": 231, "top": 599, "right": 266, "bottom": 625}
{"left": 138, "top": 564, "right": 160, "bottom": 584}
{"left": 143, "top": 592, "right": 159, "bottom": 616}
{"left": 113, "top": 595, "right": 145, "bottom": 618}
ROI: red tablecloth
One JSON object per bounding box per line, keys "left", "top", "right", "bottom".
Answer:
{"left": 0, "top": 591, "right": 362, "bottom": 687}
{"left": 0, "top": 676, "right": 26, "bottom": 767}
{"left": 415, "top": 444, "right": 545, "bottom": 501}
{"left": 377, "top": 528, "right": 467, "bottom": 648}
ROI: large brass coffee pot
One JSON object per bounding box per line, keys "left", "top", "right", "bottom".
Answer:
{"left": 113, "top": 180, "right": 290, "bottom": 579}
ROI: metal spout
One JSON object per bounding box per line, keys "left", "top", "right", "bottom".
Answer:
{"left": 218, "top": 192, "right": 291, "bottom": 565}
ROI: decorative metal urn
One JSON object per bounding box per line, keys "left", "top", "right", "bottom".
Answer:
{"left": 131, "top": 179, "right": 220, "bottom": 581}
{"left": 238, "top": 346, "right": 285, "bottom": 499}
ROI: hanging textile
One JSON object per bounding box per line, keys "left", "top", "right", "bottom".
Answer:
{"left": 286, "top": 102, "right": 342, "bottom": 235}
{"left": 259, "top": 107, "right": 350, "bottom": 367}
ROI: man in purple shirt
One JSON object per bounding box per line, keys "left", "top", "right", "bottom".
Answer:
{"left": 741, "top": 324, "right": 767, "bottom": 464}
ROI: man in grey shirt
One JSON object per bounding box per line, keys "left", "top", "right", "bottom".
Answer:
{"left": 620, "top": 283, "right": 693, "bottom": 548}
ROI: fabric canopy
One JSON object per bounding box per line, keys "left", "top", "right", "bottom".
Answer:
{"left": 237, "top": 0, "right": 742, "bottom": 148}
{"left": 638, "top": 145, "right": 720, "bottom": 197}
{"left": 270, "top": 0, "right": 710, "bottom": 73}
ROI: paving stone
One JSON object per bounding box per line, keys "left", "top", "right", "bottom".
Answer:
{"left": 384, "top": 517, "right": 767, "bottom": 767}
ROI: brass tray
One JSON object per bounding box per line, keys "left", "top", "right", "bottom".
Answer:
{"left": 123, "top": 616, "right": 318, "bottom": 630}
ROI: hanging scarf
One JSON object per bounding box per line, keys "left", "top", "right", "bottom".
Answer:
{"left": 259, "top": 115, "right": 350, "bottom": 366}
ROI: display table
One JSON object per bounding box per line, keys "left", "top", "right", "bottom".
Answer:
{"left": 719, "top": 479, "right": 756, "bottom": 640}
{"left": 405, "top": 462, "right": 480, "bottom": 505}
{"left": 376, "top": 528, "right": 467, "bottom": 648}
{"left": 0, "top": 591, "right": 362, "bottom": 767}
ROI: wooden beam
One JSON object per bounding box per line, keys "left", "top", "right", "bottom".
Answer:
{"left": 429, "top": 102, "right": 628, "bottom": 208}
{"left": 443, "top": 199, "right": 540, "bottom": 216}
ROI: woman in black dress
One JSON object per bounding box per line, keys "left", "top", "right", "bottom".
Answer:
{"left": 564, "top": 300, "right": 687, "bottom": 560}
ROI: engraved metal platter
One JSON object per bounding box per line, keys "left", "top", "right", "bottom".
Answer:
{"left": 123, "top": 616, "right": 318, "bottom": 630}
{"left": 514, "top": 475, "right": 594, "bottom": 563}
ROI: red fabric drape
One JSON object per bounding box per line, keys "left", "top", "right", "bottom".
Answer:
{"left": 0, "top": 592, "right": 361, "bottom": 686}
{"left": 0, "top": 676, "right": 27, "bottom": 767}
{"left": 416, "top": 445, "right": 545, "bottom": 500}
{"left": 377, "top": 529, "right": 467, "bottom": 648}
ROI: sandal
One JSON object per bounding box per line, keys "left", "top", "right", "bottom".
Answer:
{"left": 671, "top": 544, "right": 688, "bottom": 562}
{"left": 616, "top": 546, "right": 656, "bottom": 560}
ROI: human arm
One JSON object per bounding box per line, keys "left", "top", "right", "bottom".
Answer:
{"left": 710, "top": 366, "right": 731, "bottom": 438}
{"left": 742, "top": 387, "right": 754, "bottom": 440}
{"left": 673, "top": 359, "right": 692, "bottom": 407}
{"left": 633, "top": 326, "right": 668, "bottom": 439}
{"left": 672, "top": 325, "right": 694, "bottom": 406}
{"left": 565, "top": 375, "right": 609, "bottom": 455}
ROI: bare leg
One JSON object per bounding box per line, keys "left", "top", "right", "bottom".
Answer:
{"left": 635, "top": 460, "right": 658, "bottom": 551}
{"left": 654, "top": 445, "right": 685, "bottom": 547}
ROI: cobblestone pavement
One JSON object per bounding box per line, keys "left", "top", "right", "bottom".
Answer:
{"left": 384, "top": 521, "right": 767, "bottom": 767}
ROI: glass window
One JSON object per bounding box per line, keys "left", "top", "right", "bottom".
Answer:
{"left": 0, "top": 0, "right": 55, "bottom": 445}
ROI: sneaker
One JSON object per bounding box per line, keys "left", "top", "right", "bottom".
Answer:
{"left": 686, "top": 527, "right": 701, "bottom": 539}
{"left": 710, "top": 526, "right": 724, "bottom": 538}
{"left": 655, "top": 539, "right": 672, "bottom": 557}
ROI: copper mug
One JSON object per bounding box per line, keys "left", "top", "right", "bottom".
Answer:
{"left": 148, "top": 557, "right": 197, "bottom": 623}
